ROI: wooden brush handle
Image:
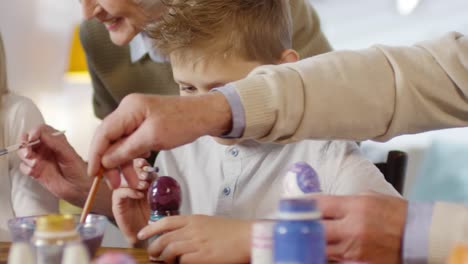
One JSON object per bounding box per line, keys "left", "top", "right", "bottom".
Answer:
{"left": 80, "top": 169, "right": 104, "bottom": 224}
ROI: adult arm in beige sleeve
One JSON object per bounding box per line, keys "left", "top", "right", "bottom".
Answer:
{"left": 428, "top": 202, "right": 468, "bottom": 263}
{"left": 232, "top": 32, "right": 468, "bottom": 142}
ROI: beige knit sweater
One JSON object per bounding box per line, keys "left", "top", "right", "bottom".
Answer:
{"left": 232, "top": 32, "right": 468, "bottom": 263}
{"left": 80, "top": 0, "right": 331, "bottom": 119}
{"left": 235, "top": 32, "right": 468, "bottom": 143}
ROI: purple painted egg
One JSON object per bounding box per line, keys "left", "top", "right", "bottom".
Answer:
{"left": 283, "top": 162, "right": 321, "bottom": 196}
{"left": 147, "top": 176, "right": 181, "bottom": 213}
{"left": 94, "top": 252, "right": 136, "bottom": 264}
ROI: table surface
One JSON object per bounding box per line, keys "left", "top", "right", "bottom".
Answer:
{"left": 0, "top": 242, "right": 156, "bottom": 264}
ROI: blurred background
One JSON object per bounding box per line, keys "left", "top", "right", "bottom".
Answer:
{"left": 0, "top": 0, "right": 468, "bottom": 247}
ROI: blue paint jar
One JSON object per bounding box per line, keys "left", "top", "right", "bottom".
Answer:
{"left": 273, "top": 198, "right": 325, "bottom": 264}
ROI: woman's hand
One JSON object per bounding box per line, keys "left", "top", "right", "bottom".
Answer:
{"left": 17, "top": 124, "right": 90, "bottom": 205}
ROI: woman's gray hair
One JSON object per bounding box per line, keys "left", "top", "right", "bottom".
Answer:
{"left": 133, "top": 0, "right": 167, "bottom": 21}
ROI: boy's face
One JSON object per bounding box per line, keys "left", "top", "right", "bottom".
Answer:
{"left": 171, "top": 53, "right": 262, "bottom": 97}
{"left": 170, "top": 48, "right": 298, "bottom": 145}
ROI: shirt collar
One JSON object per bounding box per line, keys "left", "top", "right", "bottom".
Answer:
{"left": 129, "top": 33, "right": 147, "bottom": 63}
{"left": 129, "top": 32, "right": 166, "bottom": 63}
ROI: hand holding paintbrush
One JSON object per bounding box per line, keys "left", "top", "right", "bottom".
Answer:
{"left": 0, "top": 130, "right": 65, "bottom": 156}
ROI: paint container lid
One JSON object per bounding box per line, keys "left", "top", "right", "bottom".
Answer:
{"left": 36, "top": 214, "right": 75, "bottom": 232}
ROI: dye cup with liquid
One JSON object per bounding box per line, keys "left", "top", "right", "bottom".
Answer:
{"left": 8, "top": 213, "right": 107, "bottom": 258}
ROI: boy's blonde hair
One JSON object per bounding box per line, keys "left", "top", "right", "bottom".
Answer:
{"left": 145, "top": 0, "right": 292, "bottom": 64}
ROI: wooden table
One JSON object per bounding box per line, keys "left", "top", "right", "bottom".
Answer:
{"left": 0, "top": 242, "right": 155, "bottom": 263}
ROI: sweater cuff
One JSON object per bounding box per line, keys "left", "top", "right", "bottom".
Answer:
{"left": 230, "top": 75, "right": 276, "bottom": 139}
{"left": 211, "top": 84, "right": 245, "bottom": 138}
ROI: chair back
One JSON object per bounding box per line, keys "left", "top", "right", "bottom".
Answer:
{"left": 375, "top": 150, "right": 408, "bottom": 194}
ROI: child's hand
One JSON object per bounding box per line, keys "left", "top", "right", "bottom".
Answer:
{"left": 119, "top": 158, "right": 157, "bottom": 191}
{"left": 112, "top": 158, "right": 157, "bottom": 246}
{"left": 137, "top": 215, "right": 252, "bottom": 263}
{"left": 112, "top": 187, "right": 150, "bottom": 247}
{"left": 133, "top": 158, "right": 158, "bottom": 183}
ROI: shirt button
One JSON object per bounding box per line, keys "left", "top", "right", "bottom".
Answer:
{"left": 223, "top": 187, "right": 231, "bottom": 196}
{"left": 229, "top": 148, "right": 239, "bottom": 157}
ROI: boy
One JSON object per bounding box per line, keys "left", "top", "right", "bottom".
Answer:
{"left": 112, "top": 0, "right": 399, "bottom": 262}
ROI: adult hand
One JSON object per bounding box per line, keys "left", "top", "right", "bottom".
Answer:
{"left": 314, "top": 193, "right": 407, "bottom": 263}
{"left": 88, "top": 93, "right": 232, "bottom": 189}
{"left": 137, "top": 215, "right": 252, "bottom": 264}
{"left": 18, "top": 124, "right": 90, "bottom": 206}
{"left": 18, "top": 124, "right": 114, "bottom": 217}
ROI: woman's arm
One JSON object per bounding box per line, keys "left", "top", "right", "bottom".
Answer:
{"left": 8, "top": 96, "right": 59, "bottom": 216}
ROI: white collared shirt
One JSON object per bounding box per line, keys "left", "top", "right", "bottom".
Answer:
{"left": 155, "top": 136, "right": 399, "bottom": 219}
{"left": 129, "top": 33, "right": 165, "bottom": 63}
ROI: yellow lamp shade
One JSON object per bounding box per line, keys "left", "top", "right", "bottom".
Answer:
{"left": 65, "top": 24, "right": 90, "bottom": 83}
{"left": 67, "top": 24, "right": 88, "bottom": 73}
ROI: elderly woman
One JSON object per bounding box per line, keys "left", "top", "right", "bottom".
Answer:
{"left": 0, "top": 34, "right": 58, "bottom": 240}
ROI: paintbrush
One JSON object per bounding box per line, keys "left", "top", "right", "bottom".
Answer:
{"left": 80, "top": 168, "right": 104, "bottom": 224}
{"left": 0, "top": 130, "right": 65, "bottom": 156}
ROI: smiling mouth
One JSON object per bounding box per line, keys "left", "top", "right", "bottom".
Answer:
{"left": 103, "top": 17, "right": 122, "bottom": 31}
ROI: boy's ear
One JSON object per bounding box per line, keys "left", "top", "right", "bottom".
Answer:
{"left": 279, "top": 49, "right": 299, "bottom": 64}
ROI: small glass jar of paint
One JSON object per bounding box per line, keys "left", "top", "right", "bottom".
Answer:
{"left": 32, "top": 214, "right": 81, "bottom": 264}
